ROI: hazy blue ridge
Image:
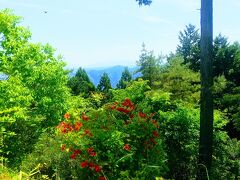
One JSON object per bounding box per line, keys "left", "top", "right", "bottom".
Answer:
{"left": 69, "top": 65, "right": 140, "bottom": 88}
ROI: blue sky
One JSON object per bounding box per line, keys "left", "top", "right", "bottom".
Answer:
{"left": 0, "top": 0, "right": 239, "bottom": 68}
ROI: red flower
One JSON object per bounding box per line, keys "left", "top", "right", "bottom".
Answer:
{"left": 74, "top": 122, "right": 83, "bottom": 131}
{"left": 110, "top": 105, "right": 116, "bottom": 110}
{"left": 70, "top": 153, "right": 76, "bottom": 159}
{"left": 87, "top": 147, "right": 94, "bottom": 153}
{"left": 152, "top": 131, "right": 159, "bottom": 138}
{"left": 64, "top": 112, "right": 71, "bottom": 119}
{"left": 122, "top": 98, "right": 131, "bottom": 106}
{"left": 90, "top": 151, "right": 97, "bottom": 156}
{"left": 99, "top": 176, "right": 107, "bottom": 180}
{"left": 74, "top": 149, "right": 82, "bottom": 155}
{"left": 87, "top": 147, "right": 97, "bottom": 156}
{"left": 67, "top": 124, "right": 73, "bottom": 132}
{"left": 138, "top": 112, "right": 147, "bottom": 118}
{"left": 84, "top": 129, "right": 93, "bottom": 136}
{"left": 81, "top": 161, "right": 89, "bottom": 168}
{"left": 57, "top": 121, "right": 74, "bottom": 134}
{"left": 129, "top": 114, "right": 134, "bottom": 119}
{"left": 61, "top": 144, "right": 66, "bottom": 151}
{"left": 94, "top": 165, "right": 101, "bottom": 173}
{"left": 82, "top": 114, "right": 89, "bottom": 121}
{"left": 123, "top": 144, "right": 131, "bottom": 151}
{"left": 89, "top": 162, "right": 95, "bottom": 169}
{"left": 121, "top": 99, "right": 135, "bottom": 112}
{"left": 116, "top": 107, "right": 130, "bottom": 114}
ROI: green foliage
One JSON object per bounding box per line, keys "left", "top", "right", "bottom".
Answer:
{"left": 1, "top": 9, "right": 240, "bottom": 180}
{"left": 68, "top": 67, "right": 95, "bottom": 97}
{"left": 212, "top": 133, "right": 240, "bottom": 179}
{"left": 112, "top": 79, "right": 151, "bottom": 103}
{"left": 0, "top": 9, "right": 70, "bottom": 167}
{"left": 157, "top": 56, "right": 200, "bottom": 104}
{"left": 177, "top": 24, "right": 200, "bottom": 71}
{"left": 22, "top": 99, "right": 167, "bottom": 179}
{"left": 97, "top": 72, "right": 112, "bottom": 93}
{"left": 159, "top": 105, "right": 199, "bottom": 179}
{"left": 116, "top": 67, "right": 132, "bottom": 89}
{"left": 136, "top": 43, "right": 162, "bottom": 87}
{"left": 136, "top": 0, "right": 152, "bottom": 6}
{"left": 177, "top": 24, "right": 240, "bottom": 137}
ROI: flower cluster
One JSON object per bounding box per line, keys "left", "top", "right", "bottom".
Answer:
{"left": 57, "top": 113, "right": 90, "bottom": 134}
{"left": 57, "top": 98, "right": 162, "bottom": 179}
{"left": 123, "top": 144, "right": 131, "bottom": 151}
{"left": 56, "top": 121, "right": 83, "bottom": 134}
{"left": 70, "top": 149, "right": 82, "bottom": 159}
{"left": 84, "top": 129, "right": 93, "bottom": 137}
{"left": 82, "top": 113, "right": 89, "bottom": 121}
{"left": 56, "top": 121, "right": 73, "bottom": 133}
{"left": 87, "top": 147, "right": 97, "bottom": 156}
{"left": 111, "top": 98, "right": 135, "bottom": 115}
{"left": 80, "top": 161, "right": 101, "bottom": 173}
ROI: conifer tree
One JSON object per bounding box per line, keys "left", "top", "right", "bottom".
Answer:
{"left": 116, "top": 67, "right": 132, "bottom": 89}
{"left": 97, "top": 72, "right": 112, "bottom": 93}
{"left": 136, "top": 43, "right": 161, "bottom": 87}
{"left": 177, "top": 24, "right": 200, "bottom": 71}
{"left": 68, "top": 67, "right": 95, "bottom": 96}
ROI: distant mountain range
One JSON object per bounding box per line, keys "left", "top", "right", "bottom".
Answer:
{"left": 69, "top": 65, "right": 140, "bottom": 88}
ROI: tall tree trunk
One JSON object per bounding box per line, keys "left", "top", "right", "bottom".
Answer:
{"left": 197, "top": 0, "right": 213, "bottom": 179}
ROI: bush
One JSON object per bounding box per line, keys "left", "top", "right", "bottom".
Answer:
{"left": 22, "top": 98, "right": 167, "bottom": 179}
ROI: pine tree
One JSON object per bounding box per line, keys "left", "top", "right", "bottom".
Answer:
{"left": 116, "top": 67, "right": 132, "bottom": 89}
{"left": 136, "top": 43, "right": 161, "bottom": 87}
{"left": 177, "top": 24, "right": 200, "bottom": 71}
{"left": 97, "top": 72, "right": 112, "bottom": 93}
{"left": 68, "top": 67, "right": 95, "bottom": 96}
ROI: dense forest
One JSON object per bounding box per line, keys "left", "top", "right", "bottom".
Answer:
{"left": 1, "top": 3, "right": 240, "bottom": 180}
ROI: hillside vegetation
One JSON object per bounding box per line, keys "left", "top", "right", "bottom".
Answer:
{"left": 1, "top": 9, "right": 239, "bottom": 180}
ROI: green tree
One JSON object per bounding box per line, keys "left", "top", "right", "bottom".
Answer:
{"left": 158, "top": 56, "right": 200, "bottom": 103}
{"left": 97, "top": 72, "right": 112, "bottom": 93}
{"left": 177, "top": 24, "right": 200, "bottom": 71}
{"left": 0, "top": 9, "right": 70, "bottom": 166}
{"left": 136, "top": 43, "right": 161, "bottom": 87}
{"left": 136, "top": 0, "right": 152, "bottom": 5}
{"left": 116, "top": 67, "right": 132, "bottom": 89}
{"left": 68, "top": 67, "right": 95, "bottom": 97}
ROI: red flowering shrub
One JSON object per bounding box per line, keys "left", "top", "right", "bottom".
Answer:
{"left": 56, "top": 98, "right": 166, "bottom": 179}
{"left": 123, "top": 144, "right": 131, "bottom": 151}
{"left": 64, "top": 112, "right": 71, "bottom": 119}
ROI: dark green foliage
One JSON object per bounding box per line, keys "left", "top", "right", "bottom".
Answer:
{"left": 177, "top": 24, "right": 200, "bottom": 71}
{"left": 97, "top": 72, "right": 112, "bottom": 93}
{"left": 116, "top": 67, "right": 132, "bottom": 89}
{"left": 226, "top": 42, "right": 240, "bottom": 86}
{"left": 177, "top": 25, "right": 240, "bottom": 138}
{"left": 68, "top": 67, "right": 95, "bottom": 97}
{"left": 213, "top": 34, "right": 231, "bottom": 77}
{"left": 160, "top": 106, "right": 199, "bottom": 179}
{"left": 136, "top": 0, "right": 152, "bottom": 6}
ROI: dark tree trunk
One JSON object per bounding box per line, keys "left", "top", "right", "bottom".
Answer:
{"left": 197, "top": 0, "right": 213, "bottom": 179}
